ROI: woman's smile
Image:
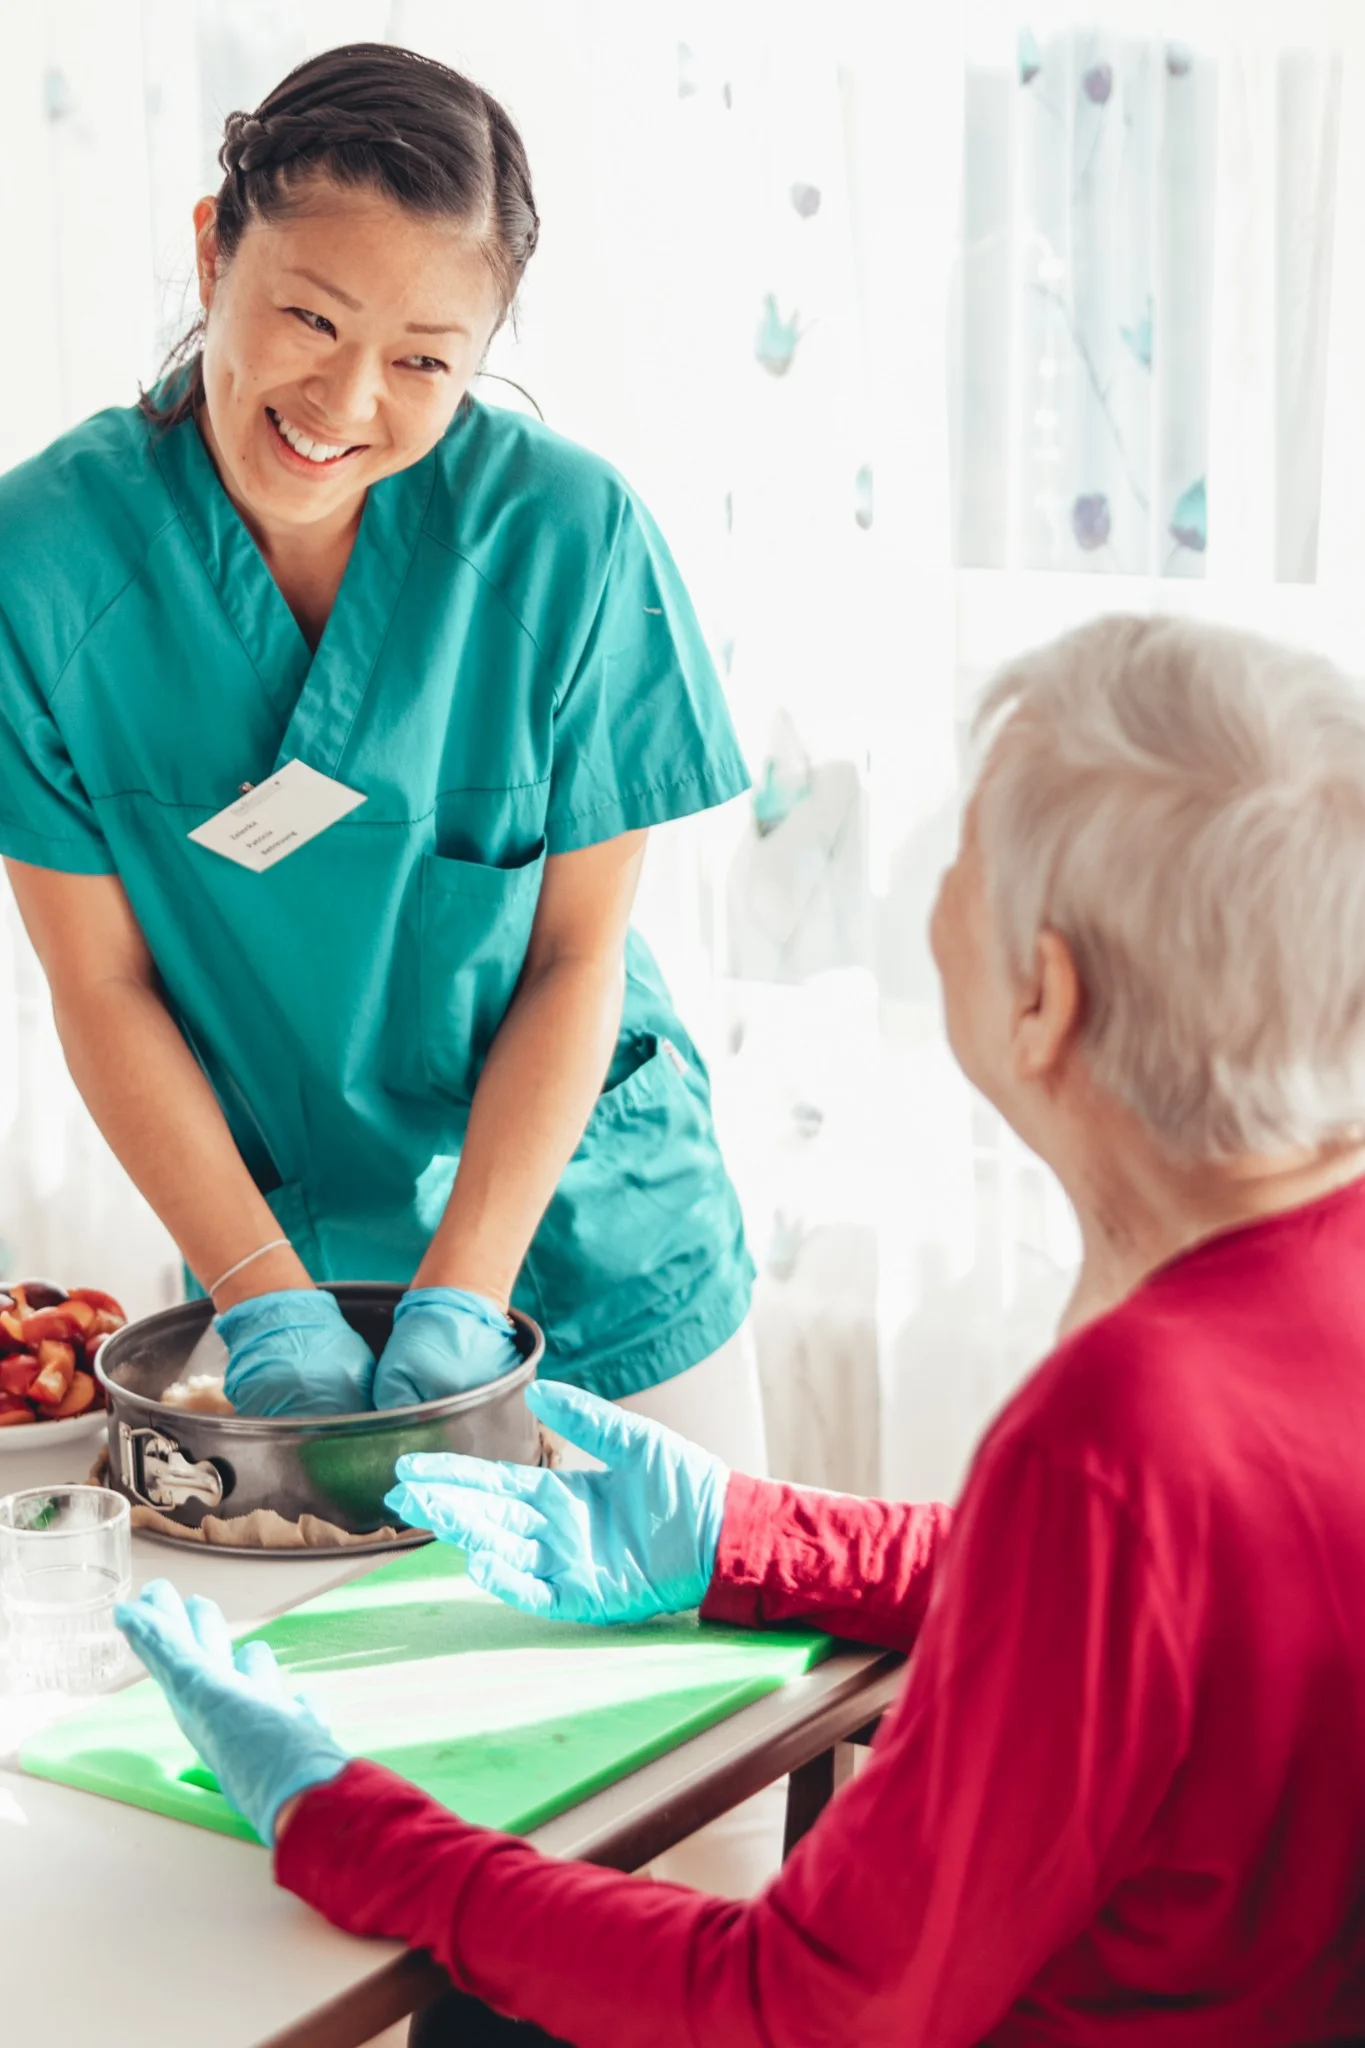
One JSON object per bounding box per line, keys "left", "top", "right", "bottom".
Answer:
{"left": 263, "top": 403, "right": 367, "bottom": 475}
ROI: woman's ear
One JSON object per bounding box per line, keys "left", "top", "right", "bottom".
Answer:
{"left": 1011, "top": 927, "right": 1083, "bottom": 1082}
{"left": 192, "top": 198, "right": 220, "bottom": 311}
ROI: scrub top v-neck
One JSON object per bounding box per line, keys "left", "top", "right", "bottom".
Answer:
{"left": 162, "top": 410, "right": 435, "bottom": 777}
{"left": 0, "top": 396, "right": 755, "bottom": 1399}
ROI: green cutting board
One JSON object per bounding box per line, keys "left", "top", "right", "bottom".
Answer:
{"left": 20, "top": 1543, "right": 831, "bottom": 1845}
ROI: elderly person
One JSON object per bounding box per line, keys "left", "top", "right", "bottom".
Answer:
{"left": 118, "top": 616, "right": 1365, "bottom": 2045}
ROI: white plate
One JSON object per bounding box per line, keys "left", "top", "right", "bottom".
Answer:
{"left": 0, "top": 1412, "right": 108, "bottom": 1453}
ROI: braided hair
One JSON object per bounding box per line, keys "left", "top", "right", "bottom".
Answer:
{"left": 141, "top": 43, "right": 539, "bottom": 431}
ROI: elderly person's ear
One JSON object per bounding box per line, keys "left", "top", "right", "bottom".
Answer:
{"left": 1012, "top": 928, "right": 1083, "bottom": 1081}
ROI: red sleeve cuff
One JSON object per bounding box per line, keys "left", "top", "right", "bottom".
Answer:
{"left": 701, "top": 1472, "right": 953, "bottom": 1652}
{"left": 701, "top": 1470, "right": 781, "bottom": 1626}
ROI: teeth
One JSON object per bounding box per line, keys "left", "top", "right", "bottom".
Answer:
{"left": 267, "top": 408, "right": 351, "bottom": 463}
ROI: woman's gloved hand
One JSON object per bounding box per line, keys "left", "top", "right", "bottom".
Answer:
{"left": 215, "top": 1289, "right": 376, "bottom": 1417}
{"left": 384, "top": 1379, "right": 730, "bottom": 1624}
{"left": 372, "top": 1287, "right": 521, "bottom": 1410}
{"left": 115, "top": 1580, "right": 350, "bottom": 1845}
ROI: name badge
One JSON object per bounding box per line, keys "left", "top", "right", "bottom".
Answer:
{"left": 188, "top": 759, "right": 366, "bottom": 873}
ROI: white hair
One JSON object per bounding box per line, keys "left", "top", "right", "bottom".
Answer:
{"left": 974, "top": 614, "right": 1365, "bottom": 1159}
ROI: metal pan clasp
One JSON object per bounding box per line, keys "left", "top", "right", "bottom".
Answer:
{"left": 117, "top": 1423, "right": 225, "bottom": 1511}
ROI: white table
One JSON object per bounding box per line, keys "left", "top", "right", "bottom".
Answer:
{"left": 0, "top": 1431, "right": 902, "bottom": 2048}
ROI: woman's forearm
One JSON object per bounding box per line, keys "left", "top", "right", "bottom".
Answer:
{"left": 413, "top": 955, "right": 625, "bottom": 1297}
{"left": 701, "top": 1474, "right": 953, "bottom": 1653}
{"left": 52, "top": 977, "right": 311, "bottom": 1306}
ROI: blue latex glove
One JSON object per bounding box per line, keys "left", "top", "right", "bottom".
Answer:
{"left": 372, "top": 1286, "right": 521, "bottom": 1410}
{"left": 214, "top": 1288, "right": 376, "bottom": 1418}
{"left": 114, "top": 1580, "right": 350, "bottom": 1845}
{"left": 384, "top": 1378, "right": 729, "bottom": 1624}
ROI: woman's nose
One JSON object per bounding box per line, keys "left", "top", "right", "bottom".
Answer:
{"left": 304, "top": 348, "right": 383, "bottom": 435}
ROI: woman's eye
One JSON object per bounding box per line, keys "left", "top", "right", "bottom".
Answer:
{"left": 282, "top": 309, "right": 444, "bottom": 375}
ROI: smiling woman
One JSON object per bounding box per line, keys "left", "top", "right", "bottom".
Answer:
{"left": 186, "top": 188, "right": 508, "bottom": 643}
{"left": 0, "top": 43, "right": 760, "bottom": 1538}
{"left": 200, "top": 196, "right": 498, "bottom": 468}
{"left": 1, "top": 34, "right": 773, "bottom": 1908}
{"left": 138, "top": 50, "right": 530, "bottom": 647}
{"left": 145, "top": 48, "right": 536, "bottom": 423}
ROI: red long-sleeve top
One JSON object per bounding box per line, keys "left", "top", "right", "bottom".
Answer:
{"left": 277, "top": 1182, "right": 1365, "bottom": 2044}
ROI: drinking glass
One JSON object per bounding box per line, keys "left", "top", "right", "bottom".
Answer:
{"left": 0, "top": 1486, "right": 131, "bottom": 1693}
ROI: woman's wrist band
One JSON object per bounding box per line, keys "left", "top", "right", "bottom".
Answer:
{"left": 207, "top": 1237, "right": 292, "bottom": 1300}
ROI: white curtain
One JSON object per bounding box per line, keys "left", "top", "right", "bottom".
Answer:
{"left": 4, "top": 0, "right": 1365, "bottom": 1503}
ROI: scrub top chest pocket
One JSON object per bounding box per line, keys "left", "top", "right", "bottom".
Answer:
{"left": 419, "top": 842, "right": 548, "bottom": 1105}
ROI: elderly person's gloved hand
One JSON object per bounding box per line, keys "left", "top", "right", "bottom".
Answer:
{"left": 215, "top": 1289, "right": 376, "bottom": 1416}
{"left": 372, "top": 1287, "right": 521, "bottom": 1409}
{"left": 115, "top": 1581, "right": 350, "bottom": 1845}
{"left": 384, "top": 1380, "right": 730, "bottom": 1624}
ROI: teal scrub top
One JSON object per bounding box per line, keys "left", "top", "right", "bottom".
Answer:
{"left": 0, "top": 396, "right": 755, "bottom": 1399}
